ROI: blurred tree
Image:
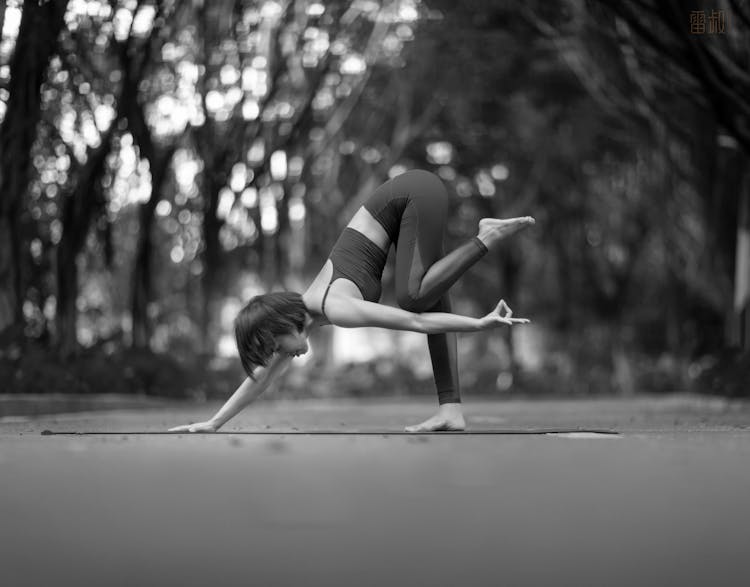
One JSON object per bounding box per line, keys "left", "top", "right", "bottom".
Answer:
{"left": 3, "top": 0, "right": 746, "bottom": 396}
{"left": 52, "top": 0, "right": 184, "bottom": 355}
{"left": 0, "top": 0, "right": 69, "bottom": 345}
{"left": 56, "top": 132, "right": 115, "bottom": 356}
{"left": 115, "top": 0, "right": 182, "bottom": 349}
{"left": 190, "top": 0, "right": 413, "bottom": 350}
{"left": 588, "top": 0, "right": 750, "bottom": 348}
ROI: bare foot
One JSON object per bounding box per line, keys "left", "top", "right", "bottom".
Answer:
{"left": 405, "top": 403, "right": 466, "bottom": 433}
{"left": 477, "top": 216, "right": 535, "bottom": 249}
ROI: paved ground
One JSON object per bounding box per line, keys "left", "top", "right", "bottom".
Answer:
{"left": 0, "top": 393, "right": 176, "bottom": 418}
{"left": 2, "top": 394, "right": 750, "bottom": 587}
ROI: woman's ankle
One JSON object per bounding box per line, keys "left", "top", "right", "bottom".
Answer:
{"left": 438, "top": 402, "right": 463, "bottom": 414}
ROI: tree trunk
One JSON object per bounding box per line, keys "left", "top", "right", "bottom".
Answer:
{"left": 118, "top": 12, "right": 176, "bottom": 348}
{"left": 55, "top": 228, "right": 79, "bottom": 357}
{"left": 200, "top": 176, "right": 222, "bottom": 353}
{"left": 712, "top": 138, "right": 746, "bottom": 346}
{"left": 55, "top": 134, "right": 113, "bottom": 357}
{"left": 0, "top": 217, "right": 22, "bottom": 344}
{"left": 0, "top": 3, "right": 6, "bottom": 44}
{"left": 131, "top": 148, "right": 176, "bottom": 349}
{"left": 274, "top": 184, "right": 290, "bottom": 287}
{"left": 552, "top": 224, "right": 572, "bottom": 329}
{"left": 612, "top": 336, "right": 636, "bottom": 396}
{"left": 131, "top": 203, "right": 156, "bottom": 349}
{"left": 0, "top": 0, "right": 68, "bottom": 337}
{"left": 499, "top": 245, "right": 522, "bottom": 375}
{"left": 733, "top": 165, "right": 750, "bottom": 350}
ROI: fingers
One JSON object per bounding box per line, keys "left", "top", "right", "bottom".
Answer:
{"left": 493, "top": 316, "right": 530, "bottom": 325}
{"left": 488, "top": 301, "right": 531, "bottom": 327}
{"left": 495, "top": 299, "right": 513, "bottom": 319}
{"left": 168, "top": 424, "right": 195, "bottom": 432}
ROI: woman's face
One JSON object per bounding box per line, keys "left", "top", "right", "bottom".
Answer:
{"left": 275, "top": 324, "right": 309, "bottom": 357}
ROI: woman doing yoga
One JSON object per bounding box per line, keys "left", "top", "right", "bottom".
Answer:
{"left": 170, "top": 169, "right": 534, "bottom": 433}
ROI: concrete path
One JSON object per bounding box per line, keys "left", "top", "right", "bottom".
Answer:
{"left": 2, "top": 394, "right": 750, "bottom": 587}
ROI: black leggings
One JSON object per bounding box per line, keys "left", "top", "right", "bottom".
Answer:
{"left": 364, "top": 170, "right": 488, "bottom": 404}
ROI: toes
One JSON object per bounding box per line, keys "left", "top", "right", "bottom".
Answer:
{"left": 406, "top": 419, "right": 448, "bottom": 432}
{"left": 405, "top": 420, "right": 435, "bottom": 433}
{"left": 406, "top": 417, "right": 467, "bottom": 433}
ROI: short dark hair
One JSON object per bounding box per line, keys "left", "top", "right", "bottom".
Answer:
{"left": 234, "top": 291, "right": 308, "bottom": 379}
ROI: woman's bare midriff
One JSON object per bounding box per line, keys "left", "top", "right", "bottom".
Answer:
{"left": 345, "top": 207, "right": 390, "bottom": 252}
{"left": 303, "top": 207, "right": 390, "bottom": 320}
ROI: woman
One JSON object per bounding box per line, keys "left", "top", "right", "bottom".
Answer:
{"left": 170, "top": 169, "right": 534, "bottom": 433}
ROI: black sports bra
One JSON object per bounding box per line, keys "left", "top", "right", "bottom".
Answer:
{"left": 321, "top": 228, "right": 388, "bottom": 317}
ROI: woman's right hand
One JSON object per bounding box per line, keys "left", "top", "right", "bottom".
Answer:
{"left": 481, "top": 299, "right": 530, "bottom": 329}
{"left": 168, "top": 420, "right": 220, "bottom": 433}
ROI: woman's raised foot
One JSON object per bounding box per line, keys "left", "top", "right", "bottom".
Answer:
{"left": 477, "top": 216, "right": 535, "bottom": 248}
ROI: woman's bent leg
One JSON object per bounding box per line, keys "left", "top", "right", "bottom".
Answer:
{"left": 393, "top": 171, "right": 488, "bottom": 313}
{"left": 401, "top": 237, "right": 487, "bottom": 312}
{"left": 383, "top": 171, "right": 475, "bottom": 420}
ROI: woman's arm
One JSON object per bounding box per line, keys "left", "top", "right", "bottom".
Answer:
{"left": 417, "top": 311, "right": 487, "bottom": 334}
{"left": 421, "top": 300, "right": 530, "bottom": 333}
{"left": 325, "top": 295, "right": 528, "bottom": 334}
{"left": 169, "top": 354, "right": 292, "bottom": 432}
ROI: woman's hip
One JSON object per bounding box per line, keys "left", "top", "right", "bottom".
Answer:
{"left": 363, "top": 170, "right": 448, "bottom": 237}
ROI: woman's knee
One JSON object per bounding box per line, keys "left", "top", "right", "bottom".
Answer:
{"left": 396, "top": 291, "right": 430, "bottom": 313}
{"left": 401, "top": 169, "right": 448, "bottom": 199}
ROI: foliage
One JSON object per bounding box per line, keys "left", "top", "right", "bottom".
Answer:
{"left": 0, "top": 0, "right": 748, "bottom": 398}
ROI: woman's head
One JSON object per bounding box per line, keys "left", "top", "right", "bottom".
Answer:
{"left": 234, "top": 291, "right": 310, "bottom": 378}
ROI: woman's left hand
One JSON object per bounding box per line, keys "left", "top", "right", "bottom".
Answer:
{"left": 481, "top": 299, "right": 530, "bottom": 328}
{"left": 168, "top": 420, "right": 219, "bottom": 433}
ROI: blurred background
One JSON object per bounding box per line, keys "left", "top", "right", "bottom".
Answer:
{"left": 0, "top": 0, "right": 748, "bottom": 403}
